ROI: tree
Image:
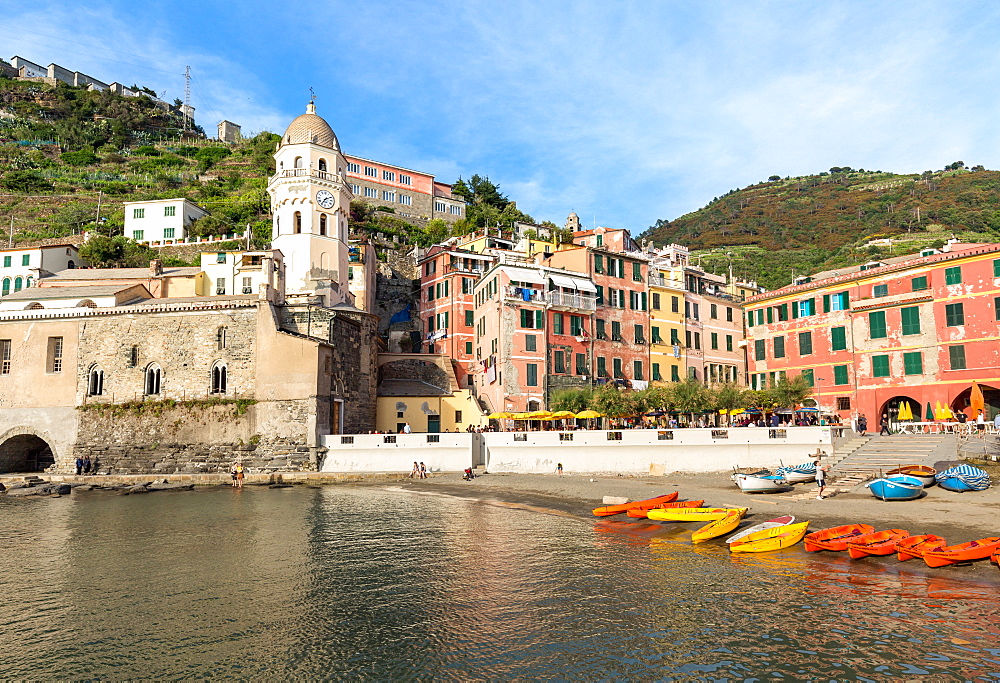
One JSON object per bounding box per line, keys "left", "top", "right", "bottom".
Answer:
{"left": 769, "top": 375, "right": 813, "bottom": 409}
{"left": 1, "top": 170, "right": 53, "bottom": 192}
{"left": 768, "top": 175, "right": 781, "bottom": 181}
{"left": 452, "top": 174, "right": 534, "bottom": 228}
{"left": 60, "top": 150, "right": 99, "bottom": 166}
{"left": 670, "top": 379, "right": 712, "bottom": 419}
{"left": 549, "top": 387, "right": 594, "bottom": 413}
{"left": 78, "top": 235, "right": 156, "bottom": 267}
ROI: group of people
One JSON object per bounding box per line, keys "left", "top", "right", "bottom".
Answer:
{"left": 409, "top": 462, "right": 428, "bottom": 479}
{"left": 230, "top": 461, "right": 245, "bottom": 488}
{"left": 73, "top": 456, "right": 100, "bottom": 475}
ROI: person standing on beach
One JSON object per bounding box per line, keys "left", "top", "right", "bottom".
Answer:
{"left": 557, "top": 463, "right": 563, "bottom": 476}
{"left": 234, "top": 462, "right": 245, "bottom": 488}
{"left": 814, "top": 460, "right": 827, "bottom": 499}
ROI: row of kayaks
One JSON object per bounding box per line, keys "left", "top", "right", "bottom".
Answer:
{"left": 866, "top": 464, "right": 992, "bottom": 500}
{"left": 803, "top": 523, "right": 1000, "bottom": 567}
{"left": 592, "top": 493, "right": 1000, "bottom": 566}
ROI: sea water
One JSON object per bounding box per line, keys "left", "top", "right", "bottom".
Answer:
{"left": 1, "top": 485, "right": 998, "bottom": 679}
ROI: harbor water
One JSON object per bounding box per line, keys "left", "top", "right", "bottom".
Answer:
{"left": 1, "top": 485, "right": 999, "bottom": 679}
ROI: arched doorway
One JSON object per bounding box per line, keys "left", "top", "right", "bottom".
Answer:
{"left": 951, "top": 384, "right": 1000, "bottom": 420}
{"left": 878, "top": 395, "right": 921, "bottom": 426}
{"left": 0, "top": 434, "right": 55, "bottom": 473}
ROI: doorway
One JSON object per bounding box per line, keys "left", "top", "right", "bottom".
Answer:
{"left": 427, "top": 415, "right": 440, "bottom": 433}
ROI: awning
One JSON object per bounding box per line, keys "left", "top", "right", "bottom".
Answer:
{"left": 506, "top": 268, "right": 545, "bottom": 285}
{"left": 571, "top": 278, "right": 597, "bottom": 292}
{"left": 548, "top": 274, "right": 577, "bottom": 289}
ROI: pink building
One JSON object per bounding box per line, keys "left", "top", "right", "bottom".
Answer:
{"left": 344, "top": 155, "right": 466, "bottom": 222}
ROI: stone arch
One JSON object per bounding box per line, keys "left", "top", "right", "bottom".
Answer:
{"left": 318, "top": 158, "right": 327, "bottom": 172}
{"left": 77, "top": 299, "right": 97, "bottom": 308}
{"left": 25, "top": 302, "right": 43, "bottom": 310}
{"left": 878, "top": 394, "right": 921, "bottom": 423}
{"left": 0, "top": 427, "right": 57, "bottom": 473}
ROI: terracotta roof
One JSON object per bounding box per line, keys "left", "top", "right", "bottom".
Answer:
{"left": 1, "top": 285, "right": 145, "bottom": 300}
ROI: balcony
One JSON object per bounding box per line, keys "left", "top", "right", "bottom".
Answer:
{"left": 648, "top": 274, "right": 682, "bottom": 289}
{"left": 445, "top": 262, "right": 487, "bottom": 276}
{"left": 502, "top": 286, "right": 596, "bottom": 311}
{"left": 271, "top": 168, "right": 339, "bottom": 182}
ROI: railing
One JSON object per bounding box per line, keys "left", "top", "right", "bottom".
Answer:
{"left": 648, "top": 275, "right": 683, "bottom": 289}
{"left": 502, "top": 287, "right": 596, "bottom": 310}
{"left": 140, "top": 233, "right": 242, "bottom": 248}
{"left": 272, "top": 168, "right": 339, "bottom": 181}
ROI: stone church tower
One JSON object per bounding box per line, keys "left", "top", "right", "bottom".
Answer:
{"left": 268, "top": 103, "right": 354, "bottom": 306}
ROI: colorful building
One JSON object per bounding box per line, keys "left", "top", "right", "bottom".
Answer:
{"left": 647, "top": 247, "right": 688, "bottom": 384}
{"left": 744, "top": 242, "right": 1000, "bottom": 423}
{"left": 344, "top": 155, "right": 466, "bottom": 223}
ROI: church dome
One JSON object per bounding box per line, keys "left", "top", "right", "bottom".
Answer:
{"left": 282, "top": 103, "right": 340, "bottom": 150}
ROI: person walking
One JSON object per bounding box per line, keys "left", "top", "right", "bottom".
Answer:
{"left": 815, "top": 460, "right": 828, "bottom": 499}
{"left": 879, "top": 415, "right": 891, "bottom": 436}
{"left": 402, "top": 423, "right": 412, "bottom": 434}
{"left": 857, "top": 414, "right": 867, "bottom": 436}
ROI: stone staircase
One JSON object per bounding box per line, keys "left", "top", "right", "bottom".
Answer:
{"left": 828, "top": 434, "right": 948, "bottom": 488}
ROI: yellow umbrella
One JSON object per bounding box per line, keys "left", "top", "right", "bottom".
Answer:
{"left": 512, "top": 412, "right": 533, "bottom": 420}
{"left": 576, "top": 410, "right": 604, "bottom": 418}
{"left": 899, "top": 402, "right": 912, "bottom": 421}
{"left": 550, "top": 411, "right": 576, "bottom": 418}
{"left": 487, "top": 412, "right": 512, "bottom": 419}
{"left": 719, "top": 409, "right": 728, "bottom": 415}
{"left": 529, "top": 410, "right": 554, "bottom": 419}
{"left": 934, "top": 401, "right": 944, "bottom": 420}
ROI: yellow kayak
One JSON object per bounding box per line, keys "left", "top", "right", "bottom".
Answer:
{"left": 692, "top": 511, "right": 744, "bottom": 543}
{"left": 730, "top": 521, "right": 811, "bottom": 553}
{"left": 647, "top": 507, "right": 748, "bottom": 522}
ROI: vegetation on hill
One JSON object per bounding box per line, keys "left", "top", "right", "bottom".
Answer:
{"left": 641, "top": 164, "right": 1000, "bottom": 289}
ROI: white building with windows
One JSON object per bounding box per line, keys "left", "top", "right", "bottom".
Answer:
{"left": 123, "top": 198, "right": 208, "bottom": 245}
{"left": 199, "top": 249, "right": 285, "bottom": 298}
{"left": 0, "top": 244, "right": 84, "bottom": 297}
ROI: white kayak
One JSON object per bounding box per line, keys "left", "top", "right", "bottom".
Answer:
{"left": 727, "top": 515, "right": 796, "bottom": 544}
{"left": 732, "top": 472, "right": 787, "bottom": 493}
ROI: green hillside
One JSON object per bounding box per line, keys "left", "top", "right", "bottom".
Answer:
{"left": 641, "top": 165, "right": 1000, "bottom": 289}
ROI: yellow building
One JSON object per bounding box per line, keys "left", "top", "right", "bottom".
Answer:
{"left": 374, "top": 353, "right": 488, "bottom": 433}
{"left": 648, "top": 265, "right": 686, "bottom": 384}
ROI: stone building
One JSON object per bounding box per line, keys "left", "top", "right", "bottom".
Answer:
{"left": 0, "top": 105, "right": 382, "bottom": 475}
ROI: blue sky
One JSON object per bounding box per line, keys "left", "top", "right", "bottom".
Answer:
{"left": 3, "top": 1, "right": 1000, "bottom": 233}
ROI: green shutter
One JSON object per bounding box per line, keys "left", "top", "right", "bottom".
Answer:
{"left": 949, "top": 345, "right": 967, "bottom": 370}
{"left": 641, "top": 292, "right": 647, "bottom": 311}
{"left": 833, "top": 365, "right": 848, "bottom": 385}
{"left": 799, "top": 331, "right": 812, "bottom": 355}
{"left": 791, "top": 301, "right": 799, "bottom": 318}
{"left": 774, "top": 335, "right": 785, "bottom": 358}
{"left": 755, "top": 339, "right": 766, "bottom": 360}
{"left": 822, "top": 294, "right": 831, "bottom": 313}
{"left": 869, "top": 311, "right": 887, "bottom": 339}
{"left": 872, "top": 355, "right": 890, "bottom": 378}
{"left": 596, "top": 285, "right": 604, "bottom": 304}
{"left": 747, "top": 311, "right": 754, "bottom": 327}
{"left": 901, "top": 306, "right": 920, "bottom": 335}
{"left": 594, "top": 254, "right": 603, "bottom": 273}
{"left": 535, "top": 310, "right": 543, "bottom": 329}
{"left": 801, "top": 369, "right": 814, "bottom": 387}
{"left": 465, "top": 310, "right": 473, "bottom": 326}
{"left": 903, "top": 351, "right": 923, "bottom": 375}
{"left": 945, "top": 266, "right": 962, "bottom": 285}
{"left": 766, "top": 307, "right": 773, "bottom": 323}
{"left": 911, "top": 275, "right": 928, "bottom": 291}
{"left": 994, "top": 259, "right": 1000, "bottom": 277}
{"left": 831, "top": 326, "right": 847, "bottom": 351}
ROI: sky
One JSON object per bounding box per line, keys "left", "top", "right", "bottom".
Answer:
{"left": 3, "top": 1, "right": 1000, "bottom": 233}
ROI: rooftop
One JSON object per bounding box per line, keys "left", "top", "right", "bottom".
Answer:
{"left": 43, "top": 266, "right": 203, "bottom": 281}
{"left": 0, "top": 284, "right": 145, "bottom": 301}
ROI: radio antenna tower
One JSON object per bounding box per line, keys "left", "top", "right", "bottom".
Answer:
{"left": 183, "top": 66, "right": 191, "bottom": 131}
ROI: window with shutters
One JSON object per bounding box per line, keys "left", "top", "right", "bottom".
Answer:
{"left": 755, "top": 339, "right": 766, "bottom": 360}
{"left": 594, "top": 254, "right": 603, "bottom": 273}
{"left": 710, "top": 332, "right": 718, "bottom": 350}
{"left": 652, "top": 363, "right": 662, "bottom": 381}
{"left": 611, "top": 321, "right": 622, "bottom": 342}
{"left": 773, "top": 335, "right": 785, "bottom": 358}
{"left": 945, "top": 303, "right": 964, "bottom": 327}
{"left": 613, "top": 358, "right": 624, "bottom": 378}
{"left": 900, "top": 307, "right": 920, "bottom": 335}
{"left": 801, "top": 368, "right": 814, "bottom": 386}
{"left": 671, "top": 296, "right": 679, "bottom": 313}
{"left": 525, "top": 335, "right": 537, "bottom": 351}
{"left": 570, "top": 316, "right": 582, "bottom": 336}
{"left": 944, "top": 266, "right": 961, "bottom": 285}
{"left": 872, "top": 354, "right": 890, "bottom": 377}
{"left": 634, "top": 360, "right": 644, "bottom": 380}
{"left": 632, "top": 261, "right": 642, "bottom": 281}
{"left": 831, "top": 326, "right": 847, "bottom": 351}
{"left": 726, "top": 335, "right": 733, "bottom": 352}
{"left": 711, "top": 304, "right": 718, "bottom": 319}
{"left": 798, "top": 331, "right": 813, "bottom": 355}
{"left": 873, "top": 284, "right": 888, "bottom": 297}
{"left": 465, "top": 310, "right": 473, "bottom": 327}
{"left": 526, "top": 363, "right": 538, "bottom": 386}
{"left": 671, "top": 365, "right": 680, "bottom": 381}
{"left": 903, "top": 352, "right": 922, "bottom": 375}
{"left": 833, "top": 365, "right": 849, "bottom": 385}
{"left": 652, "top": 293, "right": 660, "bottom": 309}
{"left": 634, "top": 325, "right": 645, "bottom": 344}
{"left": 553, "top": 312, "right": 564, "bottom": 335}
{"left": 949, "top": 345, "right": 966, "bottom": 370}
{"left": 869, "top": 310, "right": 887, "bottom": 339}
{"left": 596, "top": 319, "right": 607, "bottom": 340}
{"left": 553, "top": 350, "right": 565, "bottom": 374}
{"left": 576, "top": 353, "right": 587, "bottom": 375}
{"left": 911, "top": 275, "right": 928, "bottom": 291}
{"left": 597, "top": 356, "right": 607, "bottom": 377}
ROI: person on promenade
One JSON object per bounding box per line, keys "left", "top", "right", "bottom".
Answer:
{"left": 419, "top": 462, "right": 427, "bottom": 479}
{"left": 857, "top": 415, "right": 867, "bottom": 436}
{"left": 75, "top": 456, "right": 83, "bottom": 476}
{"left": 976, "top": 409, "right": 986, "bottom": 436}
{"left": 994, "top": 411, "right": 1000, "bottom": 432}
{"left": 82, "top": 455, "right": 92, "bottom": 474}
{"left": 402, "top": 423, "right": 412, "bottom": 434}
{"left": 557, "top": 463, "right": 563, "bottom": 476}
{"left": 408, "top": 462, "right": 419, "bottom": 478}
{"left": 814, "top": 460, "right": 828, "bottom": 499}
{"left": 879, "top": 415, "right": 891, "bottom": 436}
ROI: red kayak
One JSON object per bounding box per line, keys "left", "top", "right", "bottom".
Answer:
{"left": 923, "top": 537, "right": 1000, "bottom": 568}
{"left": 847, "top": 529, "right": 910, "bottom": 559}
{"left": 591, "top": 492, "right": 679, "bottom": 517}
{"left": 627, "top": 500, "right": 705, "bottom": 518}
{"left": 804, "top": 524, "right": 875, "bottom": 552}
{"left": 896, "top": 534, "right": 945, "bottom": 561}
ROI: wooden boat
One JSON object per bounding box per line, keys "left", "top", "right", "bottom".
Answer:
{"left": 647, "top": 507, "right": 748, "bottom": 522}
{"left": 804, "top": 524, "right": 875, "bottom": 552}
{"left": 846, "top": 529, "right": 911, "bottom": 559}
{"left": 866, "top": 476, "right": 924, "bottom": 501}
{"left": 896, "top": 534, "right": 945, "bottom": 561}
{"left": 626, "top": 500, "right": 704, "bottom": 518}
{"left": 726, "top": 515, "right": 795, "bottom": 544}
{"left": 732, "top": 473, "right": 786, "bottom": 493}
{"left": 885, "top": 465, "right": 936, "bottom": 487}
{"left": 692, "top": 510, "right": 743, "bottom": 543}
{"left": 730, "top": 521, "right": 811, "bottom": 553}
{"left": 591, "top": 492, "right": 678, "bottom": 517}
{"left": 775, "top": 463, "right": 816, "bottom": 484}
{"left": 923, "top": 537, "right": 1000, "bottom": 567}
{"left": 935, "top": 465, "right": 991, "bottom": 493}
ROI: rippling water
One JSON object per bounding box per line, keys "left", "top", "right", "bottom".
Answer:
{"left": 1, "top": 486, "right": 999, "bottom": 679}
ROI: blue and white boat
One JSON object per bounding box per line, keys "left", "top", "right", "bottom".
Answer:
{"left": 866, "top": 474, "right": 924, "bottom": 501}
{"left": 935, "top": 464, "right": 991, "bottom": 492}
{"left": 775, "top": 462, "right": 817, "bottom": 484}
{"left": 732, "top": 472, "right": 787, "bottom": 493}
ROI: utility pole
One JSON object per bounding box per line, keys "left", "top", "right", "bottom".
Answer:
{"left": 8, "top": 215, "right": 13, "bottom": 248}
{"left": 95, "top": 190, "right": 103, "bottom": 229}
{"left": 184, "top": 66, "right": 191, "bottom": 132}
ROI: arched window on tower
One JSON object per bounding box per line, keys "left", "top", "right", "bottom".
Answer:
{"left": 211, "top": 361, "right": 228, "bottom": 394}
{"left": 88, "top": 365, "right": 104, "bottom": 396}
{"left": 13, "top": 277, "right": 22, "bottom": 292}
{"left": 144, "top": 363, "right": 162, "bottom": 395}
{"left": 319, "top": 214, "right": 327, "bottom": 236}
{"left": 294, "top": 156, "right": 303, "bottom": 169}
{"left": 318, "top": 158, "right": 327, "bottom": 172}
{"left": 25, "top": 277, "right": 33, "bottom": 289}
{"left": 294, "top": 212, "right": 302, "bottom": 234}
{"left": 2, "top": 278, "right": 10, "bottom": 296}
{"left": 217, "top": 326, "right": 229, "bottom": 350}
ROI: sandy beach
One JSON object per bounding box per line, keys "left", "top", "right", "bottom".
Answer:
{"left": 399, "top": 465, "right": 1000, "bottom": 578}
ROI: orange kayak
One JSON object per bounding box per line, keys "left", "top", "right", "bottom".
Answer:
{"left": 847, "top": 529, "right": 910, "bottom": 559}
{"left": 591, "top": 492, "right": 679, "bottom": 517}
{"left": 804, "top": 524, "right": 875, "bottom": 552}
{"left": 896, "top": 534, "right": 945, "bottom": 561}
{"left": 923, "top": 537, "right": 1000, "bottom": 568}
{"left": 627, "top": 499, "right": 704, "bottom": 518}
